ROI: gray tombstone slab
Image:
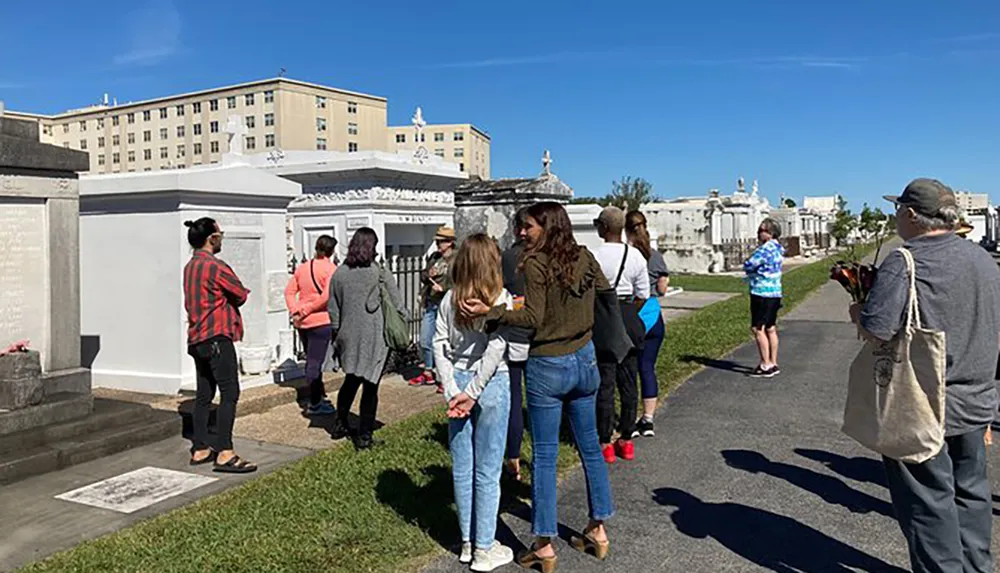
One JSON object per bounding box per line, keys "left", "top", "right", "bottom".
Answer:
{"left": 0, "top": 106, "right": 92, "bottom": 431}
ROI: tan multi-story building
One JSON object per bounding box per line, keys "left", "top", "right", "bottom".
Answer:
{"left": 387, "top": 123, "right": 491, "bottom": 179}
{"left": 10, "top": 78, "right": 389, "bottom": 174}
{"left": 10, "top": 78, "right": 492, "bottom": 178}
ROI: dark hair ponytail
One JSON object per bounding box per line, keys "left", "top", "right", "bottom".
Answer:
{"left": 625, "top": 210, "right": 652, "bottom": 260}
{"left": 185, "top": 217, "right": 217, "bottom": 249}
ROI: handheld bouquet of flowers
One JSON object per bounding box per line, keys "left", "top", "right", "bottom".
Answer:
{"left": 830, "top": 208, "right": 894, "bottom": 303}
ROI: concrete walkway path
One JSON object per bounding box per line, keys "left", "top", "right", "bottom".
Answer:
{"left": 424, "top": 276, "right": 999, "bottom": 572}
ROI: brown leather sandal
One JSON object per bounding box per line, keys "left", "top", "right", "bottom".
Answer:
{"left": 516, "top": 545, "right": 557, "bottom": 573}
{"left": 570, "top": 530, "right": 610, "bottom": 560}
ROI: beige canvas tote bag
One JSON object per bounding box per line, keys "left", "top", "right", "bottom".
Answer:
{"left": 842, "top": 247, "right": 946, "bottom": 464}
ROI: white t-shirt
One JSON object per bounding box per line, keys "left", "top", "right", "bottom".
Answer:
{"left": 595, "top": 243, "right": 651, "bottom": 299}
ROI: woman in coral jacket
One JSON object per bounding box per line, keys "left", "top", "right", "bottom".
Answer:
{"left": 285, "top": 235, "right": 338, "bottom": 416}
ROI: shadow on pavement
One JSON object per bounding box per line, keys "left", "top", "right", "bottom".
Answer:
{"left": 795, "top": 448, "right": 888, "bottom": 488}
{"left": 722, "top": 449, "right": 895, "bottom": 518}
{"left": 376, "top": 466, "right": 459, "bottom": 550}
{"left": 680, "top": 355, "right": 754, "bottom": 375}
{"left": 654, "top": 488, "right": 908, "bottom": 572}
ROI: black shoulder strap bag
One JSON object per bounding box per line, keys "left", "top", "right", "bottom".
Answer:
{"left": 614, "top": 245, "right": 647, "bottom": 350}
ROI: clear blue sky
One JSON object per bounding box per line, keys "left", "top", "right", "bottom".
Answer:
{"left": 2, "top": 1, "right": 998, "bottom": 210}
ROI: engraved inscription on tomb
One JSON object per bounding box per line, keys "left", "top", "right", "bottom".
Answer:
{"left": 0, "top": 202, "right": 47, "bottom": 348}
{"left": 219, "top": 237, "right": 266, "bottom": 346}
{"left": 211, "top": 211, "right": 264, "bottom": 228}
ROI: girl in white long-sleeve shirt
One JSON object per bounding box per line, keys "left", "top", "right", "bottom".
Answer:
{"left": 434, "top": 233, "right": 517, "bottom": 572}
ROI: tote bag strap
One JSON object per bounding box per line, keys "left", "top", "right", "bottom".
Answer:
{"left": 898, "top": 248, "right": 922, "bottom": 331}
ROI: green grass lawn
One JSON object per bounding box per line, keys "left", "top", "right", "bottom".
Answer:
{"left": 669, "top": 274, "right": 746, "bottom": 293}
{"left": 20, "top": 249, "right": 867, "bottom": 573}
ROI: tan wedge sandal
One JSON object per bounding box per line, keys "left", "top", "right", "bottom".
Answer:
{"left": 569, "top": 530, "right": 610, "bottom": 560}
{"left": 516, "top": 546, "right": 558, "bottom": 573}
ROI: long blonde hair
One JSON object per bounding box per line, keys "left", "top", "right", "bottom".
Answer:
{"left": 452, "top": 233, "right": 503, "bottom": 329}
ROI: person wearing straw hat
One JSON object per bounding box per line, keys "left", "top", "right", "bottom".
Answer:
{"left": 411, "top": 226, "right": 456, "bottom": 392}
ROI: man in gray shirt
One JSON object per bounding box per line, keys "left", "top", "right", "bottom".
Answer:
{"left": 851, "top": 178, "right": 1000, "bottom": 573}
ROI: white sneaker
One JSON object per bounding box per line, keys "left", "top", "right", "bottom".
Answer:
{"left": 471, "top": 542, "right": 514, "bottom": 572}
{"left": 459, "top": 542, "right": 473, "bottom": 564}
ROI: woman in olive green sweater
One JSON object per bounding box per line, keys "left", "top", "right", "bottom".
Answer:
{"left": 460, "top": 202, "right": 614, "bottom": 572}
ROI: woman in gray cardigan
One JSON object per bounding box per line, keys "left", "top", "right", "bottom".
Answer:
{"left": 327, "top": 227, "right": 405, "bottom": 450}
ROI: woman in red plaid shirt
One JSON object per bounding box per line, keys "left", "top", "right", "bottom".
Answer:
{"left": 183, "top": 217, "right": 257, "bottom": 474}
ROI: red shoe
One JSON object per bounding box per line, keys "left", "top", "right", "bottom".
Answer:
{"left": 615, "top": 439, "right": 635, "bottom": 461}
{"left": 602, "top": 444, "right": 617, "bottom": 464}
{"left": 408, "top": 373, "right": 428, "bottom": 386}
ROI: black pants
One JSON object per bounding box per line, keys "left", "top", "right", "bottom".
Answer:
{"left": 299, "top": 325, "right": 332, "bottom": 406}
{"left": 597, "top": 351, "right": 639, "bottom": 443}
{"left": 506, "top": 360, "right": 526, "bottom": 460}
{"left": 337, "top": 374, "right": 379, "bottom": 438}
{"left": 882, "top": 428, "right": 993, "bottom": 573}
{"left": 188, "top": 336, "right": 240, "bottom": 452}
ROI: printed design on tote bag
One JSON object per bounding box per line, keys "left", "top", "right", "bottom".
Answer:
{"left": 872, "top": 341, "right": 901, "bottom": 388}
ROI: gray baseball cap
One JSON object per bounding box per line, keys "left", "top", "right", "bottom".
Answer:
{"left": 883, "top": 178, "right": 957, "bottom": 217}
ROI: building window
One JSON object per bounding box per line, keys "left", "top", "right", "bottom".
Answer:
{"left": 159, "top": 108, "right": 168, "bottom": 119}
{"left": 98, "top": 154, "right": 105, "bottom": 166}
{"left": 98, "top": 137, "right": 105, "bottom": 148}
{"left": 348, "top": 101, "right": 358, "bottom": 114}
{"left": 246, "top": 136, "right": 256, "bottom": 150}
{"left": 127, "top": 113, "right": 135, "bottom": 124}
{"left": 210, "top": 121, "right": 220, "bottom": 133}
{"left": 264, "top": 113, "right": 274, "bottom": 126}
{"left": 459, "top": 163, "right": 465, "bottom": 172}
{"left": 192, "top": 102, "right": 201, "bottom": 114}
{"left": 112, "top": 116, "right": 120, "bottom": 127}
{"left": 348, "top": 142, "right": 358, "bottom": 152}
{"left": 396, "top": 133, "right": 406, "bottom": 144}
{"left": 454, "top": 132, "right": 464, "bottom": 141}
{"left": 127, "top": 133, "right": 135, "bottom": 144}
{"left": 245, "top": 115, "right": 255, "bottom": 128}
{"left": 97, "top": 118, "right": 104, "bottom": 129}
{"left": 143, "top": 110, "right": 151, "bottom": 121}
{"left": 347, "top": 122, "right": 358, "bottom": 135}
{"left": 177, "top": 145, "right": 185, "bottom": 158}
{"left": 245, "top": 93, "right": 255, "bottom": 106}
{"left": 80, "top": 139, "right": 87, "bottom": 150}
{"left": 42, "top": 125, "right": 51, "bottom": 136}
{"left": 127, "top": 150, "right": 135, "bottom": 163}
{"left": 434, "top": 148, "right": 445, "bottom": 157}
{"left": 264, "top": 90, "right": 274, "bottom": 103}
{"left": 80, "top": 120, "right": 87, "bottom": 131}
{"left": 177, "top": 126, "right": 185, "bottom": 137}
{"left": 193, "top": 124, "right": 202, "bottom": 136}
{"left": 160, "top": 147, "right": 168, "bottom": 159}
{"left": 434, "top": 132, "right": 444, "bottom": 142}
{"left": 265, "top": 134, "right": 275, "bottom": 147}
{"left": 417, "top": 133, "right": 425, "bottom": 142}
{"left": 176, "top": 104, "right": 185, "bottom": 116}
{"left": 160, "top": 128, "right": 168, "bottom": 140}
{"left": 193, "top": 143, "right": 202, "bottom": 155}
{"left": 143, "top": 130, "right": 151, "bottom": 142}
{"left": 454, "top": 148, "right": 465, "bottom": 158}
{"left": 63, "top": 124, "right": 70, "bottom": 133}
{"left": 316, "top": 117, "right": 327, "bottom": 131}
{"left": 113, "top": 152, "right": 120, "bottom": 164}
{"left": 316, "top": 137, "right": 327, "bottom": 150}
{"left": 112, "top": 134, "right": 120, "bottom": 146}
{"left": 144, "top": 149, "right": 152, "bottom": 160}
{"left": 63, "top": 142, "right": 70, "bottom": 148}
{"left": 210, "top": 99, "right": 218, "bottom": 111}
{"left": 316, "top": 96, "right": 326, "bottom": 109}
{"left": 227, "top": 96, "right": 236, "bottom": 109}
{"left": 210, "top": 141, "right": 219, "bottom": 153}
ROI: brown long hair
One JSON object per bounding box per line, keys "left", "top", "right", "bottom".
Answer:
{"left": 625, "top": 210, "right": 652, "bottom": 260}
{"left": 523, "top": 202, "right": 580, "bottom": 289}
{"left": 451, "top": 233, "right": 503, "bottom": 329}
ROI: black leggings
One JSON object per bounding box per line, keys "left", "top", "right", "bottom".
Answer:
{"left": 506, "top": 361, "right": 526, "bottom": 460}
{"left": 597, "top": 351, "right": 639, "bottom": 444}
{"left": 337, "top": 374, "right": 379, "bottom": 437}
{"left": 188, "top": 336, "right": 240, "bottom": 452}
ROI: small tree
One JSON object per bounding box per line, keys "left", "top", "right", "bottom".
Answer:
{"left": 607, "top": 176, "right": 655, "bottom": 213}
{"left": 783, "top": 198, "right": 797, "bottom": 208}
{"left": 831, "top": 199, "right": 857, "bottom": 247}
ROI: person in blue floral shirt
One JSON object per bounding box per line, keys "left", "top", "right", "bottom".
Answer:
{"left": 743, "top": 218, "right": 784, "bottom": 378}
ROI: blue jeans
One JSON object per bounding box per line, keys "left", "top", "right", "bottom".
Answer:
{"left": 526, "top": 341, "right": 614, "bottom": 537}
{"left": 449, "top": 367, "right": 511, "bottom": 549}
{"left": 421, "top": 304, "right": 439, "bottom": 369}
